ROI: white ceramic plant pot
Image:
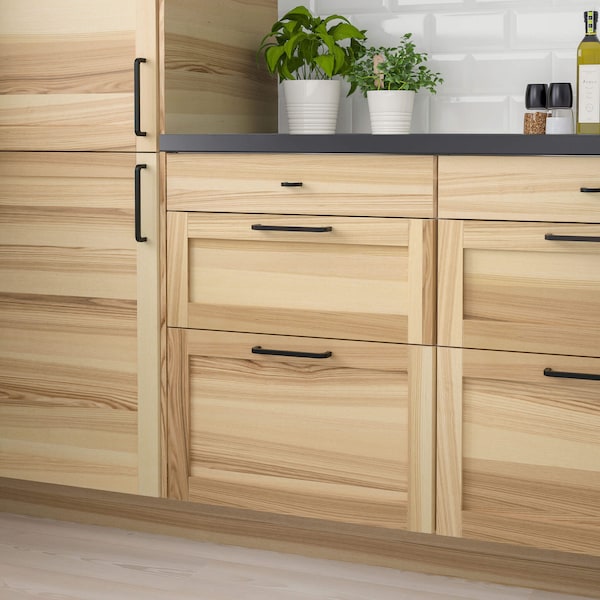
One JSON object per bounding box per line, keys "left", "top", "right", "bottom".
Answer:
{"left": 283, "top": 79, "right": 341, "bottom": 134}
{"left": 367, "top": 89, "right": 416, "bottom": 134}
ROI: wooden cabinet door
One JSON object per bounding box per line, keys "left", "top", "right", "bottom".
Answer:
{"left": 438, "top": 220, "right": 600, "bottom": 356}
{"left": 0, "top": 0, "right": 157, "bottom": 151}
{"left": 167, "top": 213, "right": 435, "bottom": 345}
{"left": 0, "top": 152, "right": 160, "bottom": 495}
{"left": 167, "top": 328, "right": 435, "bottom": 532}
{"left": 437, "top": 347, "right": 600, "bottom": 556}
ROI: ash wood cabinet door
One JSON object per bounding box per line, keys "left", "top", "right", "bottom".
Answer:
{"left": 0, "top": 0, "right": 158, "bottom": 151}
{"left": 167, "top": 212, "right": 435, "bottom": 345}
{"left": 437, "top": 347, "right": 600, "bottom": 556}
{"left": 438, "top": 220, "right": 600, "bottom": 357}
{"left": 0, "top": 152, "right": 160, "bottom": 496}
{"left": 167, "top": 328, "right": 436, "bottom": 532}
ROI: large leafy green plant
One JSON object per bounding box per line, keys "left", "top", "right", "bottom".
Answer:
{"left": 258, "top": 5, "right": 366, "bottom": 81}
{"left": 347, "top": 33, "right": 443, "bottom": 96}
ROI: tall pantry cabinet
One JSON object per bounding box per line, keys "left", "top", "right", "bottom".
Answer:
{"left": 0, "top": 0, "right": 161, "bottom": 495}
{"left": 0, "top": 0, "right": 277, "bottom": 497}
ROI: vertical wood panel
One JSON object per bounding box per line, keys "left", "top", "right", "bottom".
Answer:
{"left": 436, "top": 347, "right": 463, "bottom": 537}
{"left": 164, "top": 0, "right": 277, "bottom": 134}
{"left": 408, "top": 345, "right": 436, "bottom": 533}
{"left": 166, "top": 211, "right": 189, "bottom": 328}
{"left": 437, "top": 220, "right": 463, "bottom": 347}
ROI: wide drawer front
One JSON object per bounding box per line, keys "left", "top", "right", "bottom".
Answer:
{"left": 167, "top": 328, "right": 435, "bottom": 531}
{"left": 438, "top": 347, "right": 600, "bottom": 556}
{"left": 166, "top": 153, "right": 435, "bottom": 217}
{"left": 438, "top": 156, "right": 600, "bottom": 223}
{"left": 438, "top": 220, "right": 600, "bottom": 356}
{"left": 167, "top": 213, "right": 435, "bottom": 345}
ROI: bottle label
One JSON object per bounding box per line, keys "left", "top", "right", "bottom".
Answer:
{"left": 579, "top": 64, "right": 600, "bottom": 123}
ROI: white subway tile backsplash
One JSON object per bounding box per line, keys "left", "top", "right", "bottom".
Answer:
{"left": 432, "top": 12, "right": 507, "bottom": 52}
{"left": 315, "top": 0, "right": 388, "bottom": 14}
{"left": 430, "top": 95, "right": 509, "bottom": 133}
{"left": 511, "top": 11, "right": 581, "bottom": 50}
{"left": 276, "top": 1, "right": 587, "bottom": 133}
{"left": 352, "top": 13, "right": 428, "bottom": 47}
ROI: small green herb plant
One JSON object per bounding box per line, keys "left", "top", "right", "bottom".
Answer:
{"left": 346, "top": 33, "right": 443, "bottom": 96}
{"left": 258, "top": 5, "right": 366, "bottom": 81}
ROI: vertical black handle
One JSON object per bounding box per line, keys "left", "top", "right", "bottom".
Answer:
{"left": 135, "top": 164, "right": 147, "bottom": 243}
{"left": 134, "top": 58, "right": 147, "bottom": 137}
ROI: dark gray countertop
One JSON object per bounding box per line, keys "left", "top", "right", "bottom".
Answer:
{"left": 160, "top": 133, "right": 600, "bottom": 155}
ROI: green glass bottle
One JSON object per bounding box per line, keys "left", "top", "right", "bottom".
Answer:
{"left": 577, "top": 10, "right": 600, "bottom": 134}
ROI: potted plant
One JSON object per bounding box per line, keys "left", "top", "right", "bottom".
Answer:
{"left": 258, "top": 5, "right": 366, "bottom": 134}
{"left": 346, "top": 33, "right": 443, "bottom": 134}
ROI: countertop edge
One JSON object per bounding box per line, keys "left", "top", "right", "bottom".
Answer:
{"left": 160, "top": 133, "right": 600, "bottom": 155}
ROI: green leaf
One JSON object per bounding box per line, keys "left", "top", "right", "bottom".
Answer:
{"left": 330, "top": 22, "right": 366, "bottom": 42}
{"left": 314, "top": 54, "right": 335, "bottom": 78}
{"left": 264, "top": 45, "right": 286, "bottom": 74}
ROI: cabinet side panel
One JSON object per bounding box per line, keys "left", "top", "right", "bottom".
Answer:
{"left": 164, "top": 0, "right": 277, "bottom": 133}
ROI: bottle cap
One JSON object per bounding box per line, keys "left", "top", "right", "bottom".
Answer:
{"left": 525, "top": 83, "right": 547, "bottom": 109}
{"left": 584, "top": 10, "right": 598, "bottom": 31}
{"left": 547, "top": 83, "right": 573, "bottom": 109}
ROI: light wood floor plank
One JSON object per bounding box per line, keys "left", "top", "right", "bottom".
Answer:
{"left": 0, "top": 513, "right": 594, "bottom": 599}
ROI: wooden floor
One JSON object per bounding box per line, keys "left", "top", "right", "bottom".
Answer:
{"left": 0, "top": 512, "right": 595, "bottom": 600}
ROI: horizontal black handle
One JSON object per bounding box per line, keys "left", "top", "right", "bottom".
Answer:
{"left": 252, "top": 346, "right": 332, "bottom": 360}
{"left": 544, "top": 368, "right": 600, "bottom": 381}
{"left": 580, "top": 187, "right": 600, "bottom": 193}
{"left": 281, "top": 182, "right": 303, "bottom": 187}
{"left": 545, "top": 233, "right": 600, "bottom": 243}
{"left": 251, "top": 224, "right": 333, "bottom": 233}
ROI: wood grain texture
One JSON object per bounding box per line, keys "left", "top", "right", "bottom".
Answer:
{"left": 0, "top": 152, "right": 160, "bottom": 496}
{"left": 438, "top": 156, "right": 600, "bottom": 223}
{"left": 2, "top": 479, "right": 600, "bottom": 598}
{"left": 166, "top": 329, "right": 421, "bottom": 530}
{"left": 0, "top": 0, "right": 158, "bottom": 151}
{"left": 167, "top": 212, "right": 435, "bottom": 344}
{"left": 3, "top": 512, "right": 585, "bottom": 600}
{"left": 163, "top": 0, "right": 277, "bottom": 134}
{"left": 437, "top": 220, "right": 600, "bottom": 356}
{"left": 166, "top": 153, "right": 435, "bottom": 217}
{"left": 437, "top": 347, "right": 600, "bottom": 557}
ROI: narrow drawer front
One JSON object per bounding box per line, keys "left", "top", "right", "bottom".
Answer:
{"left": 438, "top": 156, "right": 600, "bottom": 223}
{"left": 438, "top": 220, "right": 600, "bottom": 356}
{"left": 167, "top": 328, "right": 435, "bottom": 531}
{"left": 438, "top": 347, "right": 600, "bottom": 556}
{"left": 166, "top": 153, "right": 435, "bottom": 217}
{"left": 167, "top": 213, "right": 435, "bottom": 344}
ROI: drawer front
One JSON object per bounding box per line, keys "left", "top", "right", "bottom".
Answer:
{"left": 167, "top": 213, "right": 435, "bottom": 345}
{"left": 167, "top": 328, "right": 435, "bottom": 531}
{"left": 439, "top": 156, "right": 600, "bottom": 223}
{"left": 438, "top": 220, "right": 600, "bottom": 356}
{"left": 166, "top": 153, "right": 435, "bottom": 217}
{"left": 438, "top": 347, "right": 600, "bottom": 556}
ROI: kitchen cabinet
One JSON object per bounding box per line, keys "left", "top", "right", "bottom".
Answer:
{"left": 0, "top": 0, "right": 158, "bottom": 151}
{"left": 0, "top": 0, "right": 276, "bottom": 496}
{"left": 437, "top": 155, "right": 600, "bottom": 556}
{"left": 0, "top": 152, "right": 160, "bottom": 494}
{"left": 167, "top": 329, "right": 435, "bottom": 530}
{"left": 165, "top": 152, "right": 437, "bottom": 533}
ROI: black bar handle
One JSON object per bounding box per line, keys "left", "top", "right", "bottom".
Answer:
{"left": 281, "top": 182, "right": 303, "bottom": 187}
{"left": 544, "top": 368, "right": 600, "bottom": 381}
{"left": 252, "top": 346, "right": 332, "bottom": 360}
{"left": 545, "top": 233, "right": 600, "bottom": 243}
{"left": 252, "top": 224, "right": 333, "bottom": 233}
{"left": 580, "top": 187, "right": 600, "bottom": 193}
{"left": 135, "top": 164, "right": 147, "bottom": 242}
{"left": 134, "top": 57, "right": 147, "bottom": 137}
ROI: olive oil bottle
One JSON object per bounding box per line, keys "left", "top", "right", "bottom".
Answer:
{"left": 577, "top": 10, "right": 600, "bottom": 134}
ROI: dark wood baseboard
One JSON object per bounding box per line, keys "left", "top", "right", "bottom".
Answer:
{"left": 1, "top": 477, "right": 599, "bottom": 598}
